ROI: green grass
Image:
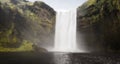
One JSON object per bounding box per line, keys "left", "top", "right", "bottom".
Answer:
{"left": 0, "top": 40, "right": 33, "bottom": 52}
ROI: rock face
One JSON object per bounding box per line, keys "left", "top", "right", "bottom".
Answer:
{"left": 0, "top": 0, "right": 55, "bottom": 51}
{"left": 77, "top": 0, "right": 120, "bottom": 52}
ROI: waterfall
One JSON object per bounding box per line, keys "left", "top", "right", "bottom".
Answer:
{"left": 54, "top": 9, "right": 77, "bottom": 52}
{"left": 27, "top": 0, "right": 88, "bottom": 52}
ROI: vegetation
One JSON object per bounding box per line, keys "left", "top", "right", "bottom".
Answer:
{"left": 0, "top": 40, "right": 33, "bottom": 52}
{"left": 0, "top": 0, "right": 55, "bottom": 52}
{"left": 77, "top": 0, "right": 120, "bottom": 52}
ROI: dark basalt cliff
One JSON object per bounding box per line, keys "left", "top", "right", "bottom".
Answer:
{"left": 0, "top": 0, "right": 55, "bottom": 52}
{"left": 77, "top": 0, "right": 120, "bottom": 52}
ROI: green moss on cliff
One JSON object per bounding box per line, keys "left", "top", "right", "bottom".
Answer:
{"left": 0, "top": 0, "right": 55, "bottom": 52}
{"left": 78, "top": 0, "right": 120, "bottom": 52}
{"left": 0, "top": 40, "right": 33, "bottom": 52}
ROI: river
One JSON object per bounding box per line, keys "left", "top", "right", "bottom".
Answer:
{"left": 0, "top": 52, "right": 119, "bottom": 64}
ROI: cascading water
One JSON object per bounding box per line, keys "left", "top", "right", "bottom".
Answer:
{"left": 28, "top": 0, "right": 88, "bottom": 52}
{"left": 54, "top": 9, "right": 77, "bottom": 52}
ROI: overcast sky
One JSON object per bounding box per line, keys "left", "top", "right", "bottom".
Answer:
{"left": 27, "top": 0, "right": 87, "bottom": 10}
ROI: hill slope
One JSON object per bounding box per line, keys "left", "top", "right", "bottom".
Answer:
{"left": 0, "top": 0, "right": 55, "bottom": 52}
{"left": 77, "top": 0, "right": 120, "bottom": 52}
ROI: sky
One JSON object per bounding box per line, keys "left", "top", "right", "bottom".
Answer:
{"left": 27, "top": 0, "right": 87, "bottom": 10}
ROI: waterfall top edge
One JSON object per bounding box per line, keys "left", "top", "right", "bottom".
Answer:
{"left": 55, "top": 9, "right": 77, "bottom": 12}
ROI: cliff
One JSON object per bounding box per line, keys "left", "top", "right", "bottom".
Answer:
{"left": 0, "top": 0, "right": 55, "bottom": 52}
{"left": 77, "top": 0, "right": 120, "bottom": 52}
